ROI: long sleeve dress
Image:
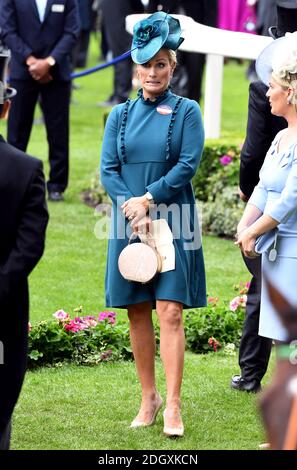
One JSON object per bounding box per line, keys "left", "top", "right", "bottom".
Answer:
{"left": 249, "top": 129, "right": 297, "bottom": 341}
{"left": 100, "top": 89, "right": 206, "bottom": 309}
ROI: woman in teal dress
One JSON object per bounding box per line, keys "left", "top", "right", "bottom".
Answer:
{"left": 100, "top": 12, "right": 206, "bottom": 437}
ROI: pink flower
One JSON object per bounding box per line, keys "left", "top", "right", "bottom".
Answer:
{"left": 208, "top": 296, "right": 219, "bottom": 305}
{"left": 229, "top": 295, "right": 247, "bottom": 312}
{"left": 83, "top": 317, "right": 98, "bottom": 328}
{"left": 245, "top": 281, "right": 251, "bottom": 289}
{"left": 98, "top": 311, "right": 116, "bottom": 324}
{"left": 208, "top": 337, "right": 221, "bottom": 352}
{"left": 53, "top": 309, "right": 70, "bottom": 321}
{"left": 220, "top": 155, "right": 232, "bottom": 166}
{"left": 64, "top": 320, "right": 83, "bottom": 333}
{"left": 28, "top": 322, "right": 32, "bottom": 332}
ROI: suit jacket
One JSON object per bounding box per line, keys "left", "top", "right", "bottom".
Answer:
{"left": 0, "top": 134, "right": 48, "bottom": 437}
{"left": 0, "top": 0, "right": 80, "bottom": 81}
{"left": 240, "top": 81, "right": 287, "bottom": 198}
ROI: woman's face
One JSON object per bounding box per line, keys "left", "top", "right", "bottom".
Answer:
{"left": 266, "top": 76, "right": 290, "bottom": 117}
{"left": 137, "top": 49, "right": 175, "bottom": 100}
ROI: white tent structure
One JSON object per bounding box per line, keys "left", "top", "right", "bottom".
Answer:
{"left": 126, "top": 14, "right": 273, "bottom": 138}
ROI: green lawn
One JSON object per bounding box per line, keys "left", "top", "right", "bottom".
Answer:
{"left": 12, "top": 352, "right": 272, "bottom": 450}
{"left": 3, "top": 37, "right": 263, "bottom": 450}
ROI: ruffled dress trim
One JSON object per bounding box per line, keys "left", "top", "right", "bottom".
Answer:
{"left": 120, "top": 99, "right": 130, "bottom": 163}
{"left": 136, "top": 87, "right": 171, "bottom": 105}
{"left": 120, "top": 89, "right": 183, "bottom": 162}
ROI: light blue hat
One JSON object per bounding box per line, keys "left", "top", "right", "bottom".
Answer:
{"left": 131, "top": 12, "right": 184, "bottom": 65}
{"left": 256, "top": 32, "right": 297, "bottom": 86}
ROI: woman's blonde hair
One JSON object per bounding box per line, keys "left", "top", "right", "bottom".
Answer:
{"left": 272, "top": 71, "right": 297, "bottom": 114}
{"left": 166, "top": 49, "right": 177, "bottom": 66}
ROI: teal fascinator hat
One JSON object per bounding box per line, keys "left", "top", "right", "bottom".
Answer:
{"left": 131, "top": 12, "right": 184, "bottom": 65}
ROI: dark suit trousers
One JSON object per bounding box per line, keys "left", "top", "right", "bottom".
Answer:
{"left": 8, "top": 79, "right": 71, "bottom": 193}
{"left": 101, "top": 0, "right": 133, "bottom": 100}
{"left": 0, "top": 421, "right": 11, "bottom": 451}
{"left": 239, "top": 255, "right": 272, "bottom": 382}
{"left": 179, "top": 0, "right": 217, "bottom": 102}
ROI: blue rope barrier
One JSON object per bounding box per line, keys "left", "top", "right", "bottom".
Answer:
{"left": 71, "top": 50, "right": 131, "bottom": 79}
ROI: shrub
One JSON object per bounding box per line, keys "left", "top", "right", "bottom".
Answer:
{"left": 202, "top": 186, "right": 244, "bottom": 238}
{"left": 28, "top": 309, "right": 132, "bottom": 369}
{"left": 192, "top": 144, "right": 245, "bottom": 238}
{"left": 184, "top": 299, "right": 245, "bottom": 353}
{"left": 192, "top": 145, "right": 241, "bottom": 202}
{"left": 28, "top": 291, "right": 247, "bottom": 368}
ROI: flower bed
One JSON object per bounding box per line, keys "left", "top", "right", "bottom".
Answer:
{"left": 28, "top": 284, "right": 248, "bottom": 368}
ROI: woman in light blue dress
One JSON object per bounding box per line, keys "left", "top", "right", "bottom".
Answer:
{"left": 100, "top": 12, "right": 206, "bottom": 436}
{"left": 236, "top": 34, "right": 297, "bottom": 342}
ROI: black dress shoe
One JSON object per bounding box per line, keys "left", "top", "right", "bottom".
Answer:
{"left": 48, "top": 191, "right": 64, "bottom": 202}
{"left": 230, "top": 375, "right": 261, "bottom": 393}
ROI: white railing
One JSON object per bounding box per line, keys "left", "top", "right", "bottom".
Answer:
{"left": 126, "top": 14, "right": 272, "bottom": 138}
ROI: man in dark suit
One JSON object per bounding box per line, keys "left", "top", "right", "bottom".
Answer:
{"left": 99, "top": 0, "right": 144, "bottom": 107}
{"left": 0, "top": 45, "right": 49, "bottom": 450}
{"left": 0, "top": 0, "right": 80, "bottom": 202}
{"left": 231, "top": 0, "right": 297, "bottom": 393}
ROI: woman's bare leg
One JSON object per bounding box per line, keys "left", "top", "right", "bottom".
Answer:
{"left": 128, "top": 301, "right": 162, "bottom": 425}
{"left": 156, "top": 300, "right": 184, "bottom": 433}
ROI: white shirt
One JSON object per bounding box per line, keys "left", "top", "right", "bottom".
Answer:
{"left": 35, "top": 0, "right": 48, "bottom": 22}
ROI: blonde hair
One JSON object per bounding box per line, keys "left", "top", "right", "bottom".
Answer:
{"left": 166, "top": 49, "right": 177, "bottom": 66}
{"left": 272, "top": 71, "right": 297, "bottom": 114}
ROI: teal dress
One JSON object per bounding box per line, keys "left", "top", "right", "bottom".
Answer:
{"left": 100, "top": 89, "right": 206, "bottom": 309}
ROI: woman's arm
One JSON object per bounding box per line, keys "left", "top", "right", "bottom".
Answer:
{"left": 145, "top": 100, "right": 204, "bottom": 204}
{"left": 236, "top": 213, "right": 278, "bottom": 258}
{"left": 100, "top": 106, "right": 134, "bottom": 205}
{"left": 122, "top": 100, "right": 204, "bottom": 219}
{"left": 265, "top": 146, "right": 297, "bottom": 224}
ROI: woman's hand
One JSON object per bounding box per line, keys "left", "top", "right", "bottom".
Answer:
{"left": 235, "top": 227, "right": 258, "bottom": 258}
{"left": 131, "top": 216, "right": 152, "bottom": 234}
{"left": 121, "top": 196, "right": 149, "bottom": 222}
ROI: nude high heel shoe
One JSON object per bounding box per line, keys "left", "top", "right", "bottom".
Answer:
{"left": 130, "top": 394, "right": 163, "bottom": 428}
{"left": 163, "top": 408, "right": 184, "bottom": 437}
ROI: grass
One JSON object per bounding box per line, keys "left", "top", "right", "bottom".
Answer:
{"left": 12, "top": 352, "right": 272, "bottom": 450}
{"left": 3, "top": 37, "right": 260, "bottom": 450}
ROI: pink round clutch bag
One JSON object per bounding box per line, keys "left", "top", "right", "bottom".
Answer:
{"left": 118, "top": 242, "right": 162, "bottom": 284}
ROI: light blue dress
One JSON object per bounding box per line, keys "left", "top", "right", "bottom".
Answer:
{"left": 100, "top": 89, "right": 206, "bottom": 309}
{"left": 249, "top": 129, "right": 297, "bottom": 340}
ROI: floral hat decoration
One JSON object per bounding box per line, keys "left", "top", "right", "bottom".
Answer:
{"left": 256, "top": 31, "right": 297, "bottom": 86}
{"left": 131, "top": 11, "right": 184, "bottom": 65}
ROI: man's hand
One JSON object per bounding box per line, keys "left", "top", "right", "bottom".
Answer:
{"left": 26, "top": 55, "right": 38, "bottom": 67}
{"left": 28, "top": 59, "right": 51, "bottom": 81}
{"left": 38, "top": 73, "right": 53, "bottom": 84}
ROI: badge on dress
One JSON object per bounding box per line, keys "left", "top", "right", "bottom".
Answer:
{"left": 156, "top": 105, "right": 172, "bottom": 115}
{"left": 52, "top": 4, "right": 65, "bottom": 12}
